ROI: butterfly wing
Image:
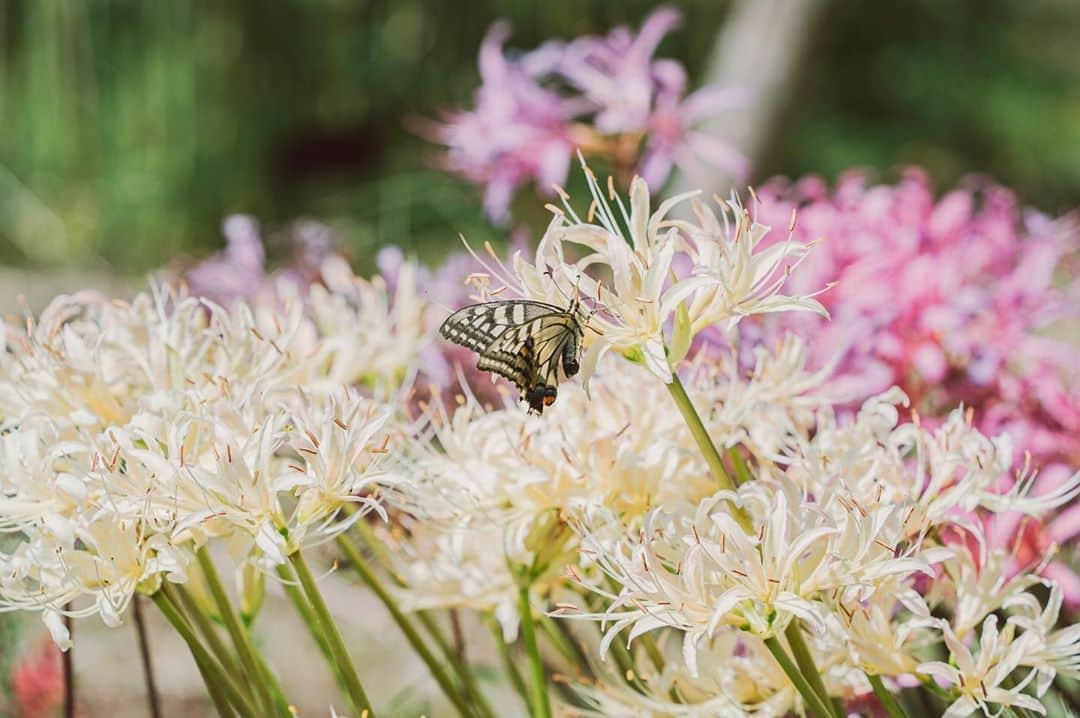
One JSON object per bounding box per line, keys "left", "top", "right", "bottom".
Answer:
{"left": 439, "top": 300, "right": 565, "bottom": 351}
{"left": 440, "top": 300, "right": 584, "bottom": 413}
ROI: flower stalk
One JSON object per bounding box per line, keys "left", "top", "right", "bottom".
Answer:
{"left": 196, "top": 547, "right": 288, "bottom": 718}
{"left": 63, "top": 611, "right": 74, "bottom": 718}
{"left": 346, "top": 507, "right": 492, "bottom": 716}
{"left": 131, "top": 595, "right": 162, "bottom": 718}
{"left": 517, "top": 583, "right": 552, "bottom": 718}
{"left": 666, "top": 373, "right": 753, "bottom": 532}
{"left": 868, "top": 673, "right": 910, "bottom": 718}
{"left": 488, "top": 613, "right": 530, "bottom": 711}
{"left": 336, "top": 533, "right": 485, "bottom": 718}
{"left": 764, "top": 636, "right": 838, "bottom": 718}
{"left": 274, "top": 563, "right": 344, "bottom": 686}
{"left": 168, "top": 583, "right": 249, "bottom": 698}
{"left": 665, "top": 374, "right": 735, "bottom": 491}
{"left": 150, "top": 589, "right": 256, "bottom": 717}
{"left": 289, "top": 550, "right": 377, "bottom": 718}
{"left": 784, "top": 623, "right": 842, "bottom": 718}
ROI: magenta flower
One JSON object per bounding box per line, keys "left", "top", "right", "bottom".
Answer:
{"left": 557, "top": 7, "right": 749, "bottom": 188}
{"left": 183, "top": 215, "right": 268, "bottom": 306}
{"left": 435, "top": 22, "right": 579, "bottom": 223}
{"left": 983, "top": 465, "right": 1080, "bottom": 603}
{"left": 734, "top": 170, "right": 1080, "bottom": 601}
{"left": 558, "top": 7, "right": 683, "bottom": 134}
{"left": 181, "top": 215, "right": 335, "bottom": 306}
{"left": 432, "top": 8, "right": 747, "bottom": 221}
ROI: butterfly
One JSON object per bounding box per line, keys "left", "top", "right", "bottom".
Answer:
{"left": 439, "top": 299, "right": 586, "bottom": 414}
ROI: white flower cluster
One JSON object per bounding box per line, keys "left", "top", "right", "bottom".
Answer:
{"left": 380, "top": 173, "right": 1080, "bottom": 717}
{"left": 561, "top": 390, "right": 1080, "bottom": 716}
{"left": 0, "top": 257, "right": 426, "bottom": 646}
{"left": 382, "top": 359, "right": 718, "bottom": 638}
{"left": 1, "top": 170, "right": 1076, "bottom": 718}
{"left": 469, "top": 155, "right": 827, "bottom": 386}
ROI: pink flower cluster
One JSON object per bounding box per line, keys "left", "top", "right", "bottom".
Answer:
{"left": 179, "top": 215, "right": 335, "bottom": 307}
{"left": 433, "top": 7, "right": 748, "bottom": 222}
{"left": 742, "top": 170, "right": 1080, "bottom": 599}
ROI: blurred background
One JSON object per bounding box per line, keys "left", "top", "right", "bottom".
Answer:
{"left": 2, "top": 0, "right": 1079, "bottom": 285}
{"left": 1, "top": 2, "right": 1080, "bottom": 715}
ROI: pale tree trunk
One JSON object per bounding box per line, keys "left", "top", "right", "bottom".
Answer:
{"left": 676, "top": 0, "right": 833, "bottom": 195}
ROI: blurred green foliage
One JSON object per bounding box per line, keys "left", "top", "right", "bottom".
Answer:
{"left": 766, "top": 0, "right": 1080, "bottom": 214}
{"left": 1, "top": 0, "right": 1078, "bottom": 275}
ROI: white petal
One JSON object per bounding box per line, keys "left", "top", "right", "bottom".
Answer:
{"left": 43, "top": 610, "right": 72, "bottom": 651}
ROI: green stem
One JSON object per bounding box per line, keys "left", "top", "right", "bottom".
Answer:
{"left": 349, "top": 515, "right": 488, "bottom": 716}
{"left": 194, "top": 655, "right": 238, "bottom": 718}
{"left": 538, "top": 615, "right": 581, "bottom": 668}
{"left": 351, "top": 518, "right": 399, "bottom": 581}
{"left": 62, "top": 612, "right": 74, "bottom": 718}
{"left": 251, "top": 639, "right": 293, "bottom": 717}
{"left": 290, "top": 551, "right": 376, "bottom": 717}
{"left": 666, "top": 375, "right": 753, "bottom": 531}
{"left": 867, "top": 674, "right": 909, "bottom": 718}
{"left": 417, "top": 610, "right": 489, "bottom": 715}
{"left": 196, "top": 548, "right": 286, "bottom": 717}
{"left": 168, "top": 584, "right": 248, "bottom": 694}
{"left": 488, "top": 614, "right": 530, "bottom": 712}
{"left": 640, "top": 634, "right": 666, "bottom": 675}
{"left": 150, "top": 590, "right": 255, "bottom": 717}
{"left": 666, "top": 375, "right": 735, "bottom": 491}
{"left": 606, "top": 634, "right": 648, "bottom": 694}
{"left": 517, "top": 584, "right": 552, "bottom": 718}
{"left": 727, "top": 446, "right": 753, "bottom": 486}
{"left": 274, "top": 564, "right": 343, "bottom": 684}
{"left": 784, "top": 623, "right": 841, "bottom": 718}
{"left": 336, "top": 534, "right": 481, "bottom": 718}
{"left": 764, "top": 636, "right": 836, "bottom": 718}
{"left": 917, "top": 674, "right": 956, "bottom": 702}
{"left": 180, "top": 581, "right": 292, "bottom": 718}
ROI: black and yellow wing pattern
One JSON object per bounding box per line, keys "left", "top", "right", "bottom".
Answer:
{"left": 439, "top": 300, "right": 584, "bottom": 414}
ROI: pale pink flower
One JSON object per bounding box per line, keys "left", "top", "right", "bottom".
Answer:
{"left": 558, "top": 7, "right": 749, "bottom": 187}
{"left": 557, "top": 7, "right": 684, "bottom": 134}
{"left": 182, "top": 215, "right": 336, "bottom": 306}
{"left": 434, "top": 22, "right": 578, "bottom": 223}
{"left": 183, "top": 215, "right": 267, "bottom": 305}
{"left": 432, "top": 8, "right": 746, "bottom": 220}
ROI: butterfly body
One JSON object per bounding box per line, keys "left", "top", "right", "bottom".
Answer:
{"left": 439, "top": 299, "right": 585, "bottom": 414}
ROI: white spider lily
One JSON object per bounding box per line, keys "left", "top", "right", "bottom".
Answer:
{"left": 1006, "top": 583, "right": 1080, "bottom": 695}
{"left": 941, "top": 548, "right": 1043, "bottom": 640}
{"left": 833, "top": 584, "right": 935, "bottom": 675}
{"left": 280, "top": 390, "right": 392, "bottom": 546}
{"left": 665, "top": 195, "right": 829, "bottom": 336}
{"left": 918, "top": 615, "right": 1047, "bottom": 717}
{"left": 386, "top": 361, "right": 716, "bottom": 639}
{"left": 700, "top": 333, "right": 834, "bottom": 462}
{"left": 465, "top": 160, "right": 830, "bottom": 386}
{"left": 571, "top": 488, "right": 835, "bottom": 678}
{"left": 303, "top": 255, "right": 428, "bottom": 392}
{"left": 514, "top": 167, "right": 697, "bottom": 384}
{"left": 566, "top": 632, "right": 787, "bottom": 718}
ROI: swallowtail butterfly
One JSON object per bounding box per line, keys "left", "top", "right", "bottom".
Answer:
{"left": 439, "top": 299, "right": 586, "bottom": 414}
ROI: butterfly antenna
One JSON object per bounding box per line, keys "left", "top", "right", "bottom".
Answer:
{"left": 544, "top": 268, "right": 576, "bottom": 307}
